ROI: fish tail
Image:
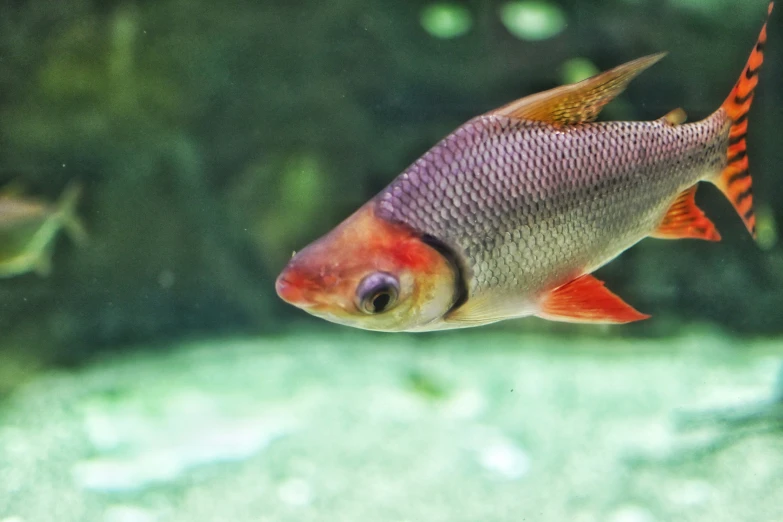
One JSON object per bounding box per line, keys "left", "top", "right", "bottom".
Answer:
{"left": 55, "top": 181, "right": 88, "bottom": 245}
{"left": 712, "top": 1, "right": 773, "bottom": 239}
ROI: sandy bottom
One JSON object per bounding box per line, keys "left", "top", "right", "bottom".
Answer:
{"left": 0, "top": 329, "right": 781, "bottom": 522}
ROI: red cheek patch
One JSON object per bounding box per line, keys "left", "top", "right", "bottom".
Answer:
{"left": 357, "top": 216, "right": 439, "bottom": 274}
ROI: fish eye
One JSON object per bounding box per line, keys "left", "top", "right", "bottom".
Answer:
{"left": 356, "top": 272, "right": 400, "bottom": 314}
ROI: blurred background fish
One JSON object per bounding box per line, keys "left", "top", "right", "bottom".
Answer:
{"left": 0, "top": 181, "right": 86, "bottom": 277}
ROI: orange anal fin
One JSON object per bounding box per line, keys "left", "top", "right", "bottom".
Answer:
{"left": 651, "top": 185, "right": 721, "bottom": 241}
{"left": 537, "top": 274, "right": 650, "bottom": 324}
{"left": 491, "top": 53, "right": 666, "bottom": 126}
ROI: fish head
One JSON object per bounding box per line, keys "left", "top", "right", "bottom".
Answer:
{"left": 275, "top": 203, "right": 458, "bottom": 331}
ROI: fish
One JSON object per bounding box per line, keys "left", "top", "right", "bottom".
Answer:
{"left": 0, "top": 181, "right": 87, "bottom": 277}
{"left": 275, "top": 3, "right": 774, "bottom": 332}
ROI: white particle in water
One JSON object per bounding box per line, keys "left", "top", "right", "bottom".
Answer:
{"left": 477, "top": 439, "right": 530, "bottom": 480}
{"left": 103, "top": 505, "right": 158, "bottom": 522}
{"left": 609, "top": 505, "right": 656, "bottom": 522}
{"left": 669, "top": 479, "right": 713, "bottom": 507}
{"left": 278, "top": 478, "right": 313, "bottom": 506}
{"left": 443, "top": 388, "right": 485, "bottom": 419}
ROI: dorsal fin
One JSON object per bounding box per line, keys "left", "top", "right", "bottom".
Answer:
{"left": 491, "top": 53, "right": 666, "bottom": 126}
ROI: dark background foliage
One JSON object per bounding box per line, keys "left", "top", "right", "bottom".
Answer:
{"left": 0, "top": 0, "right": 780, "bottom": 381}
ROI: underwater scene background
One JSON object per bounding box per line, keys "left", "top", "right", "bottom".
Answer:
{"left": 0, "top": 0, "right": 781, "bottom": 521}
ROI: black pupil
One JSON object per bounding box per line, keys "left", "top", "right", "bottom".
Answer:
{"left": 371, "top": 291, "right": 391, "bottom": 313}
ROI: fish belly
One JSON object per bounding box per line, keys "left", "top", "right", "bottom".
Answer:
{"left": 376, "top": 114, "right": 728, "bottom": 302}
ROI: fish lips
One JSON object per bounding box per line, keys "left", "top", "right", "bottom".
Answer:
{"left": 275, "top": 270, "right": 321, "bottom": 310}
{"left": 275, "top": 273, "right": 306, "bottom": 306}
{"left": 275, "top": 251, "right": 342, "bottom": 311}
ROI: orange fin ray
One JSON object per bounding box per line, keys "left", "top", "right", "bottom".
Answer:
{"left": 537, "top": 274, "right": 650, "bottom": 324}
{"left": 651, "top": 185, "right": 721, "bottom": 241}
{"left": 712, "top": 1, "right": 773, "bottom": 240}
{"left": 491, "top": 53, "right": 666, "bottom": 125}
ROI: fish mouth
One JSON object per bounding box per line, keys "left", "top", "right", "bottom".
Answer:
{"left": 275, "top": 274, "right": 317, "bottom": 308}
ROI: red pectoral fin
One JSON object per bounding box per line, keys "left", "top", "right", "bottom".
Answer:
{"left": 537, "top": 274, "right": 650, "bottom": 324}
{"left": 651, "top": 185, "right": 721, "bottom": 241}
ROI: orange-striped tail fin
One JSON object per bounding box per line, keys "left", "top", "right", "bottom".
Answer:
{"left": 713, "top": 1, "right": 773, "bottom": 239}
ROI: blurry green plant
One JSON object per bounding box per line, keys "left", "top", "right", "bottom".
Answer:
{"left": 755, "top": 203, "right": 778, "bottom": 251}
{"left": 499, "top": 0, "right": 566, "bottom": 41}
{"left": 3, "top": 5, "right": 185, "bottom": 165}
{"left": 560, "top": 57, "right": 600, "bottom": 85}
{"left": 420, "top": 3, "right": 473, "bottom": 39}
{"left": 226, "top": 152, "right": 335, "bottom": 276}
{"left": 406, "top": 368, "right": 449, "bottom": 400}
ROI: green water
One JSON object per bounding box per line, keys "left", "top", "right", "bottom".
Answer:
{"left": 0, "top": 0, "right": 782, "bottom": 520}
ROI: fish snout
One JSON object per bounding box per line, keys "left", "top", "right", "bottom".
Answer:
{"left": 276, "top": 262, "right": 337, "bottom": 309}
{"left": 275, "top": 272, "right": 312, "bottom": 307}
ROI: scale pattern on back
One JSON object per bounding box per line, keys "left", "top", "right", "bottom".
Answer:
{"left": 375, "top": 114, "right": 728, "bottom": 298}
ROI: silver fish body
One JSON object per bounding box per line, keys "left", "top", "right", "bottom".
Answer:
{"left": 375, "top": 113, "right": 728, "bottom": 305}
